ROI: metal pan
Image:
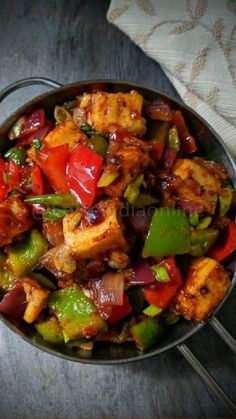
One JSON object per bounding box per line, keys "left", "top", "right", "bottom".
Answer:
{"left": 0, "top": 78, "right": 235, "bottom": 415}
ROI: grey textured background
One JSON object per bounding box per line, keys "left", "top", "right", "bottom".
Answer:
{"left": 0, "top": 1, "right": 235, "bottom": 418}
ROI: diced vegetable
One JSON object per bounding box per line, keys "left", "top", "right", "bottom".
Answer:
{"left": 23, "top": 281, "right": 49, "bottom": 324}
{"left": 167, "top": 127, "right": 180, "bottom": 151}
{"left": 25, "top": 193, "right": 78, "bottom": 208}
{"left": 143, "top": 304, "right": 162, "bottom": 317}
{"left": 143, "top": 208, "right": 191, "bottom": 257}
{"left": 35, "top": 317, "right": 64, "bottom": 344}
{"left": 209, "top": 221, "right": 236, "bottom": 262}
{"left": 8, "top": 116, "right": 27, "bottom": 140}
{"left": 54, "top": 106, "right": 71, "bottom": 123}
{"left": 30, "top": 272, "right": 57, "bottom": 291}
{"left": 6, "top": 229, "right": 48, "bottom": 276}
{"left": 97, "top": 171, "right": 119, "bottom": 188}
{"left": 145, "top": 101, "right": 172, "bottom": 121}
{"left": 219, "top": 188, "right": 232, "bottom": 217}
{"left": 66, "top": 144, "right": 103, "bottom": 208}
{"left": 107, "top": 294, "right": 132, "bottom": 325}
{"left": 131, "top": 261, "right": 156, "bottom": 286}
{"left": 48, "top": 285, "right": 107, "bottom": 340}
{"left": 92, "top": 272, "right": 125, "bottom": 306}
{"left": 20, "top": 109, "right": 45, "bottom": 137}
{"left": 4, "top": 146, "right": 26, "bottom": 165}
{"left": 37, "top": 144, "right": 70, "bottom": 193}
{"left": 130, "top": 319, "right": 164, "bottom": 350}
{"left": 189, "top": 212, "right": 199, "bottom": 227}
{"left": 42, "top": 208, "right": 69, "bottom": 221}
{"left": 143, "top": 257, "right": 182, "bottom": 310}
{"left": 0, "top": 252, "right": 15, "bottom": 291}
{"left": 124, "top": 175, "right": 144, "bottom": 204}
{"left": 190, "top": 228, "right": 219, "bottom": 257}
{"left": 172, "top": 111, "right": 197, "bottom": 154}
{"left": 0, "top": 285, "right": 26, "bottom": 318}
{"left": 151, "top": 265, "right": 170, "bottom": 282}
{"left": 197, "top": 216, "right": 212, "bottom": 230}
{"left": 87, "top": 134, "right": 108, "bottom": 157}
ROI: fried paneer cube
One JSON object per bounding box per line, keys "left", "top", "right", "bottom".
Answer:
{"left": 63, "top": 199, "right": 127, "bottom": 259}
{"left": 175, "top": 257, "right": 230, "bottom": 321}
{"left": 104, "top": 137, "right": 150, "bottom": 198}
{"left": 43, "top": 119, "right": 87, "bottom": 151}
{"left": 77, "top": 90, "right": 146, "bottom": 136}
{"left": 173, "top": 159, "right": 221, "bottom": 214}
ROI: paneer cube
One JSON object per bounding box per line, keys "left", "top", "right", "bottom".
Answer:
{"left": 175, "top": 257, "right": 230, "bottom": 321}
{"left": 21, "top": 278, "right": 49, "bottom": 324}
{"left": 104, "top": 137, "right": 150, "bottom": 198}
{"left": 77, "top": 91, "right": 146, "bottom": 136}
{"left": 63, "top": 199, "right": 127, "bottom": 259}
{"left": 173, "top": 159, "right": 221, "bottom": 214}
{"left": 43, "top": 119, "right": 87, "bottom": 151}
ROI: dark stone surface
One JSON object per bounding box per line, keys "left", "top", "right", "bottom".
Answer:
{"left": 0, "top": 1, "right": 235, "bottom": 418}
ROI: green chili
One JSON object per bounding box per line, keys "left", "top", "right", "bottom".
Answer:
{"left": 25, "top": 193, "right": 79, "bottom": 209}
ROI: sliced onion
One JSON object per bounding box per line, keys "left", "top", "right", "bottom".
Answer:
{"left": 162, "top": 148, "right": 177, "bottom": 170}
{"left": 92, "top": 272, "right": 125, "bottom": 306}
{"left": 0, "top": 285, "right": 26, "bottom": 318}
{"left": 145, "top": 101, "right": 172, "bottom": 121}
{"left": 130, "top": 260, "right": 156, "bottom": 286}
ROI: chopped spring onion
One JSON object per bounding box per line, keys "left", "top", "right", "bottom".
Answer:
{"left": 124, "top": 174, "right": 144, "bottom": 204}
{"left": 143, "top": 304, "right": 162, "bottom": 317}
{"left": 151, "top": 265, "right": 170, "bottom": 282}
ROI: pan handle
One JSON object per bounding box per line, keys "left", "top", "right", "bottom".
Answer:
{"left": 177, "top": 343, "right": 236, "bottom": 416}
{"left": 0, "top": 77, "right": 62, "bottom": 103}
{"left": 209, "top": 316, "right": 236, "bottom": 354}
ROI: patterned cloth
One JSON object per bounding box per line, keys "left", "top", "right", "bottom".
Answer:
{"left": 107, "top": 0, "right": 236, "bottom": 156}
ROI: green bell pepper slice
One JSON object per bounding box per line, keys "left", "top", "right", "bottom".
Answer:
{"left": 25, "top": 193, "right": 79, "bottom": 209}
{"left": 48, "top": 285, "right": 107, "bottom": 341}
{"left": 4, "top": 146, "right": 26, "bottom": 165}
{"left": 6, "top": 229, "right": 48, "bottom": 276}
{"left": 0, "top": 252, "right": 15, "bottom": 291}
{"left": 142, "top": 208, "right": 191, "bottom": 258}
{"left": 190, "top": 228, "right": 219, "bottom": 257}
{"left": 219, "top": 188, "right": 232, "bottom": 217}
{"left": 35, "top": 317, "right": 64, "bottom": 344}
{"left": 130, "top": 319, "right": 164, "bottom": 350}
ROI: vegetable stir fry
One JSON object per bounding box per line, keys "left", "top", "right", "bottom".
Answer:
{"left": 0, "top": 91, "right": 234, "bottom": 352}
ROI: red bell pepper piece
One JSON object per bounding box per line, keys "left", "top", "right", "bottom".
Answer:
{"left": 151, "top": 143, "right": 164, "bottom": 163}
{"left": 20, "top": 109, "right": 45, "bottom": 137}
{"left": 172, "top": 111, "right": 197, "bottom": 154}
{"left": 8, "top": 159, "right": 20, "bottom": 191}
{"left": 208, "top": 221, "right": 236, "bottom": 262}
{"left": 0, "top": 158, "right": 8, "bottom": 200}
{"left": 37, "top": 144, "right": 70, "bottom": 193}
{"left": 30, "top": 166, "right": 45, "bottom": 195}
{"left": 143, "top": 257, "right": 183, "bottom": 310}
{"left": 107, "top": 294, "right": 132, "bottom": 326}
{"left": 66, "top": 144, "right": 103, "bottom": 208}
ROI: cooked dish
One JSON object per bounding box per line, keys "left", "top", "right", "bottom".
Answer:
{"left": 0, "top": 90, "right": 234, "bottom": 352}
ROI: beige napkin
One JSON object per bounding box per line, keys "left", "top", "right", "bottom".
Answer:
{"left": 107, "top": 0, "right": 236, "bottom": 156}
